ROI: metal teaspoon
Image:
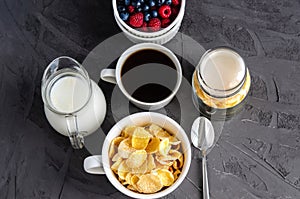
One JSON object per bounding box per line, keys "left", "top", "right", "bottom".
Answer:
{"left": 191, "top": 117, "right": 215, "bottom": 199}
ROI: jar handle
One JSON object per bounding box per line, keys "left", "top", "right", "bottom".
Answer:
{"left": 65, "top": 114, "right": 84, "bottom": 149}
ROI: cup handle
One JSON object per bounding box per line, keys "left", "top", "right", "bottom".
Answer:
{"left": 84, "top": 155, "right": 105, "bottom": 175}
{"left": 101, "top": 69, "right": 117, "bottom": 84}
{"left": 65, "top": 114, "right": 84, "bottom": 149}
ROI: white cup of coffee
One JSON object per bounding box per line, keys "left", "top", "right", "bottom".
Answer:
{"left": 100, "top": 43, "right": 182, "bottom": 110}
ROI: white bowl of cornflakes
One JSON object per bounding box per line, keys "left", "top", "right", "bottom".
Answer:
{"left": 84, "top": 112, "right": 191, "bottom": 198}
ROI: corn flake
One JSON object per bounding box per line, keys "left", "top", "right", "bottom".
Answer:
{"left": 145, "top": 137, "right": 160, "bottom": 154}
{"left": 136, "top": 174, "right": 163, "bottom": 194}
{"left": 131, "top": 159, "right": 148, "bottom": 174}
{"left": 168, "top": 150, "right": 182, "bottom": 160}
{"left": 124, "top": 173, "right": 133, "bottom": 185}
{"left": 169, "top": 136, "right": 181, "bottom": 145}
{"left": 112, "top": 153, "right": 122, "bottom": 162}
{"left": 155, "top": 160, "right": 170, "bottom": 170}
{"left": 131, "top": 175, "right": 140, "bottom": 185}
{"left": 159, "top": 138, "right": 171, "bottom": 156}
{"left": 178, "top": 155, "right": 184, "bottom": 168}
{"left": 156, "top": 169, "right": 174, "bottom": 186}
{"left": 155, "top": 155, "right": 173, "bottom": 166}
{"left": 118, "top": 161, "right": 130, "bottom": 180}
{"left": 132, "top": 127, "right": 152, "bottom": 150}
{"left": 111, "top": 158, "right": 122, "bottom": 173}
{"left": 126, "top": 150, "right": 147, "bottom": 168}
{"left": 108, "top": 144, "right": 116, "bottom": 159}
{"left": 156, "top": 130, "right": 171, "bottom": 139}
{"left": 147, "top": 155, "right": 156, "bottom": 172}
{"left": 147, "top": 124, "right": 163, "bottom": 135}
{"left": 112, "top": 137, "right": 125, "bottom": 146}
{"left": 127, "top": 184, "right": 137, "bottom": 191}
{"left": 173, "top": 156, "right": 184, "bottom": 170}
{"left": 118, "top": 138, "right": 136, "bottom": 158}
{"left": 121, "top": 126, "right": 137, "bottom": 138}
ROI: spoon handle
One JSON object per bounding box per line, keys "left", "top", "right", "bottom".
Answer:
{"left": 202, "top": 155, "right": 210, "bottom": 199}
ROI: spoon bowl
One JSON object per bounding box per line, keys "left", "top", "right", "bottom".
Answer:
{"left": 191, "top": 117, "right": 215, "bottom": 153}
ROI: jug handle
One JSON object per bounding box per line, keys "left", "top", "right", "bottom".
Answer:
{"left": 65, "top": 114, "right": 84, "bottom": 149}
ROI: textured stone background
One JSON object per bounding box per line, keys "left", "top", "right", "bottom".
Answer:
{"left": 0, "top": 0, "right": 300, "bottom": 198}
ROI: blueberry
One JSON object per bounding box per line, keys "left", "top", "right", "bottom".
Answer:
{"left": 135, "top": 7, "right": 142, "bottom": 12}
{"left": 148, "top": 0, "right": 156, "bottom": 7}
{"left": 140, "top": 0, "right": 145, "bottom": 4}
{"left": 119, "top": 12, "right": 129, "bottom": 21}
{"left": 144, "top": 12, "right": 151, "bottom": 22}
{"left": 142, "top": 4, "right": 150, "bottom": 12}
{"left": 117, "top": 5, "right": 126, "bottom": 12}
{"left": 124, "top": 0, "right": 131, "bottom": 6}
{"left": 165, "top": 0, "right": 171, "bottom": 5}
{"left": 131, "top": 0, "right": 141, "bottom": 8}
{"left": 151, "top": 10, "right": 158, "bottom": 18}
{"left": 156, "top": 0, "right": 165, "bottom": 6}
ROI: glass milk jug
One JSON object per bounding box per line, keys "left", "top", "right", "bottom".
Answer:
{"left": 192, "top": 47, "right": 251, "bottom": 120}
{"left": 41, "top": 56, "right": 106, "bottom": 149}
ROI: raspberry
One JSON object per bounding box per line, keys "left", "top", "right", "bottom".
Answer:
{"left": 128, "top": 5, "right": 135, "bottom": 13}
{"left": 141, "top": 22, "right": 148, "bottom": 32}
{"left": 129, "top": 12, "right": 144, "bottom": 28}
{"left": 172, "top": 0, "right": 180, "bottom": 6}
{"left": 158, "top": 5, "right": 171, "bottom": 19}
{"left": 171, "top": 7, "right": 179, "bottom": 19}
{"left": 161, "top": 18, "right": 171, "bottom": 28}
{"left": 148, "top": 18, "right": 161, "bottom": 31}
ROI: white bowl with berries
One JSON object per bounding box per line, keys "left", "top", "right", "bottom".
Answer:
{"left": 113, "top": 0, "right": 185, "bottom": 38}
{"left": 114, "top": 11, "right": 181, "bottom": 44}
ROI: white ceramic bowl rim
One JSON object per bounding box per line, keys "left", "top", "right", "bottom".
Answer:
{"left": 112, "top": 0, "right": 186, "bottom": 37}
{"left": 102, "top": 112, "right": 192, "bottom": 199}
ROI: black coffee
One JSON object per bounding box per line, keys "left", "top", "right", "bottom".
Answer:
{"left": 121, "top": 49, "right": 177, "bottom": 103}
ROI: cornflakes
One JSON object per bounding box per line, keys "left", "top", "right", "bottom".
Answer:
{"left": 109, "top": 124, "right": 184, "bottom": 194}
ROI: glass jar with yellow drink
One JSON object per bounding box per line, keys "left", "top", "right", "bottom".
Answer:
{"left": 192, "top": 47, "right": 251, "bottom": 120}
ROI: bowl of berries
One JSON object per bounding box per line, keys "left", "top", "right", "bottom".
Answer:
{"left": 113, "top": 11, "right": 181, "bottom": 44}
{"left": 113, "top": 0, "right": 185, "bottom": 40}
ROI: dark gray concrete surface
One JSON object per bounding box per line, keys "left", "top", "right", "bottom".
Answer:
{"left": 0, "top": 0, "right": 300, "bottom": 198}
